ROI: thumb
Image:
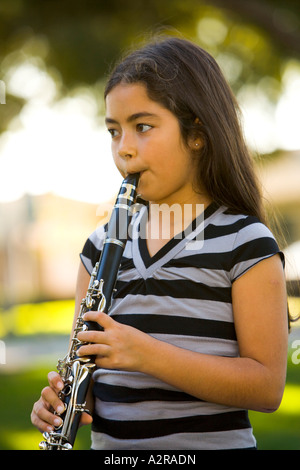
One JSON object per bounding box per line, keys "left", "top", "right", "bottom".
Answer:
{"left": 80, "top": 411, "right": 93, "bottom": 427}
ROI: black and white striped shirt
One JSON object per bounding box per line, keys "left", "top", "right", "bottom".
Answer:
{"left": 80, "top": 202, "right": 283, "bottom": 450}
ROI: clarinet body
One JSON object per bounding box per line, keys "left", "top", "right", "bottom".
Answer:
{"left": 39, "top": 173, "right": 140, "bottom": 450}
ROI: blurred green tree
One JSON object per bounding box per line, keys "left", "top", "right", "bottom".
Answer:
{"left": 0, "top": 0, "right": 300, "bottom": 132}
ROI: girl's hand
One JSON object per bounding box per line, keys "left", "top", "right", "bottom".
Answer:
{"left": 31, "top": 371, "right": 92, "bottom": 433}
{"left": 77, "top": 311, "right": 153, "bottom": 372}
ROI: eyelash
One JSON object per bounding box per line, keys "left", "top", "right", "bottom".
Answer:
{"left": 107, "top": 123, "right": 153, "bottom": 138}
{"left": 107, "top": 128, "right": 119, "bottom": 138}
{"left": 136, "top": 123, "right": 153, "bottom": 133}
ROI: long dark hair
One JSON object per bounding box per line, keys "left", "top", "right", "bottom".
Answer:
{"left": 104, "top": 36, "right": 266, "bottom": 223}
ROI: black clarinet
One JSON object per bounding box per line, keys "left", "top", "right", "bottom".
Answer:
{"left": 39, "top": 173, "right": 140, "bottom": 450}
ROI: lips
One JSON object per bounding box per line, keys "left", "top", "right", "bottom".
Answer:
{"left": 127, "top": 169, "right": 146, "bottom": 178}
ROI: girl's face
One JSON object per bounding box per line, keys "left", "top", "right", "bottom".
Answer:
{"left": 105, "top": 82, "right": 201, "bottom": 206}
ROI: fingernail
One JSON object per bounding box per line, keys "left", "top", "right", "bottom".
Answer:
{"left": 56, "top": 405, "right": 64, "bottom": 415}
{"left": 54, "top": 417, "right": 62, "bottom": 427}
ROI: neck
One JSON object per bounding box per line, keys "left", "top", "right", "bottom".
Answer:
{"left": 147, "top": 193, "right": 212, "bottom": 241}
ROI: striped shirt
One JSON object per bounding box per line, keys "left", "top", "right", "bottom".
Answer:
{"left": 80, "top": 202, "right": 283, "bottom": 450}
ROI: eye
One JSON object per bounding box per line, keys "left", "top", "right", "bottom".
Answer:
{"left": 107, "top": 128, "right": 120, "bottom": 138}
{"left": 136, "top": 123, "right": 152, "bottom": 133}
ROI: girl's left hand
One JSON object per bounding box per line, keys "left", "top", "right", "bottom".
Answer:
{"left": 77, "top": 311, "right": 153, "bottom": 372}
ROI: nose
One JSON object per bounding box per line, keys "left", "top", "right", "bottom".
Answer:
{"left": 118, "top": 131, "right": 136, "bottom": 159}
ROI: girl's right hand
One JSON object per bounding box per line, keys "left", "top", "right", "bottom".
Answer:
{"left": 31, "top": 371, "right": 66, "bottom": 433}
{"left": 31, "top": 370, "right": 93, "bottom": 434}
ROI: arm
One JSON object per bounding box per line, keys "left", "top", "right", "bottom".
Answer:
{"left": 79, "top": 254, "right": 288, "bottom": 413}
{"left": 143, "top": 254, "right": 288, "bottom": 412}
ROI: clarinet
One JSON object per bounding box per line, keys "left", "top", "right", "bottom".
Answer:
{"left": 39, "top": 173, "right": 140, "bottom": 450}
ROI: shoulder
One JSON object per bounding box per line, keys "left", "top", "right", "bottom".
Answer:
{"left": 215, "top": 209, "right": 283, "bottom": 282}
{"left": 229, "top": 213, "right": 280, "bottom": 261}
{"left": 207, "top": 207, "right": 283, "bottom": 282}
{"left": 210, "top": 207, "right": 277, "bottom": 244}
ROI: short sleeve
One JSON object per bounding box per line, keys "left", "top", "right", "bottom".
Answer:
{"left": 230, "top": 216, "right": 284, "bottom": 282}
{"left": 80, "top": 225, "right": 107, "bottom": 275}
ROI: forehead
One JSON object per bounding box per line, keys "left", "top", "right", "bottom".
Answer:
{"left": 105, "top": 82, "right": 162, "bottom": 115}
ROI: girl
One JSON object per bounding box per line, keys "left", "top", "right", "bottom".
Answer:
{"left": 31, "top": 36, "right": 288, "bottom": 450}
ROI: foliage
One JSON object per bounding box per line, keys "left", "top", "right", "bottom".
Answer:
{"left": 208, "top": 0, "right": 300, "bottom": 58}
{"left": 1, "top": 0, "right": 300, "bottom": 132}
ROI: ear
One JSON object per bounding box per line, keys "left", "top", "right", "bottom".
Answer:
{"left": 188, "top": 136, "right": 203, "bottom": 151}
{"left": 188, "top": 117, "right": 204, "bottom": 151}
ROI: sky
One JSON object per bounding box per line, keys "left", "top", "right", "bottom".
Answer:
{"left": 0, "top": 58, "right": 300, "bottom": 204}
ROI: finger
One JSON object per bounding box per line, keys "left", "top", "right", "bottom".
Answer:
{"left": 31, "top": 398, "right": 63, "bottom": 433}
{"left": 83, "top": 311, "right": 113, "bottom": 328}
{"left": 41, "top": 386, "right": 65, "bottom": 415}
{"left": 77, "top": 329, "right": 105, "bottom": 344}
{"left": 31, "top": 410, "right": 55, "bottom": 434}
{"left": 77, "top": 343, "right": 110, "bottom": 358}
{"left": 48, "top": 371, "right": 64, "bottom": 393}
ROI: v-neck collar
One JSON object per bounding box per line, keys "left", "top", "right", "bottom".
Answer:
{"left": 132, "top": 202, "right": 222, "bottom": 279}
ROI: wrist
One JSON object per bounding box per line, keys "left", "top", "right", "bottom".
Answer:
{"left": 137, "top": 334, "right": 165, "bottom": 375}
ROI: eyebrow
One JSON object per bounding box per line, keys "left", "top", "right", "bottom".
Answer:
{"left": 105, "top": 112, "right": 159, "bottom": 125}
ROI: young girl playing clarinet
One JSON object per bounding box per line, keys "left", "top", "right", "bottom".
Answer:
{"left": 31, "top": 36, "right": 288, "bottom": 450}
